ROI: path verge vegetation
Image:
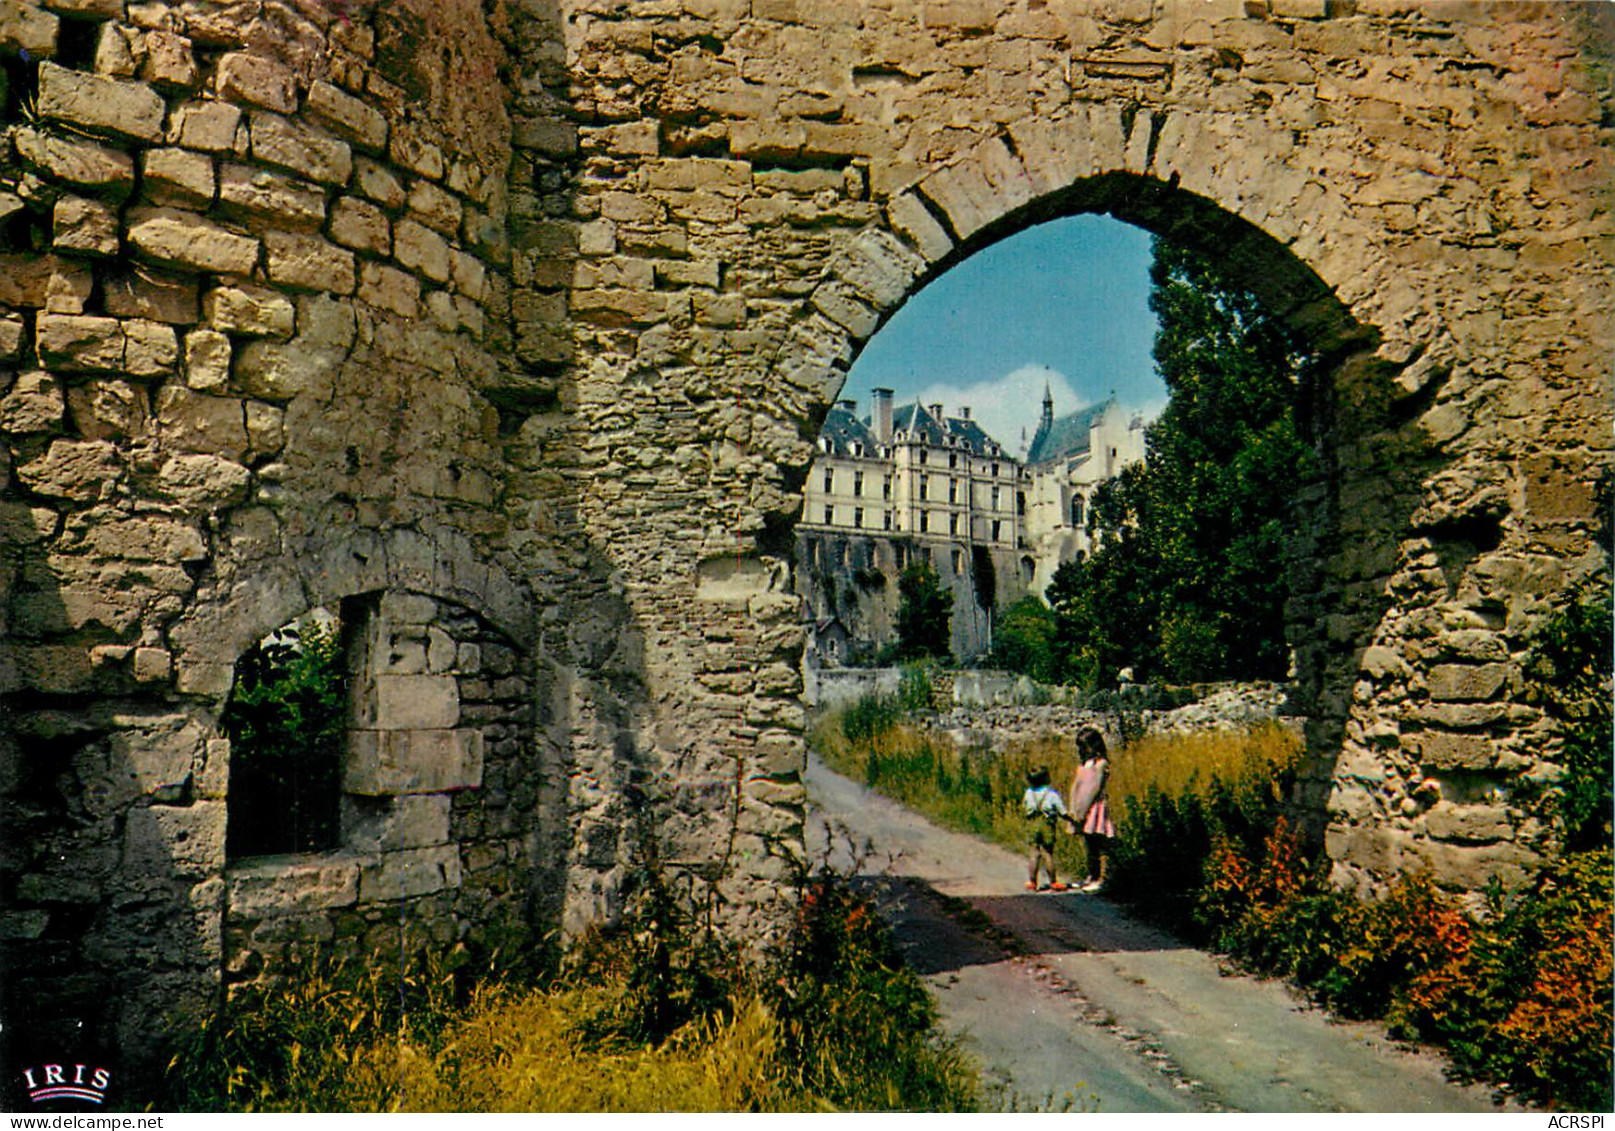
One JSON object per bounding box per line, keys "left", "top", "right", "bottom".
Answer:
{"left": 158, "top": 865, "right": 976, "bottom": 1112}
{"left": 814, "top": 608, "right": 1613, "bottom": 1112}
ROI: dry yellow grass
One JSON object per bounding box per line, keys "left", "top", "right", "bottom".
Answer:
{"left": 813, "top": 704, "right": 1302, "bottom": 878}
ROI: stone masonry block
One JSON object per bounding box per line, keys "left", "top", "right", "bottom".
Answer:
{"left": 408, "top": 179, "right": 463, "bottom": 237}
{"left": 250, "top": 111, "right": 354, "bottom": 186}
{"left": 66, "top": 379, "right": 148, "bottom": 440}
{"left": 141, "top": 30, "right": 200, "bottom": 91}
{"left": 265, "top": 231, "right": 356, "bottom": 294}
{"left": 38, "top": 62, "right": 164, "bottom": 143}
{"left": 218, "top": 164, "right": 327, "bottom": 230}
{"left": 124, "top": 319, "right": 179, "bottom": 377}
{"left": 1428, "top": 663, "right": 1511, "bottom": 703}
{"left": 155, "top": 385, "right": 249, "bottom": 458}
{"left": 357, "top": 845, "right": 462, "bottom": 903}
{"left": 0, "top": 371, "right": 65, "bottom": 433}
{"left": 217, "top": 51, "right": 297, "bottom": 113}
{"left": 354, "top": 156, "right": 406, "bottom": 209}
{"left": 14, "top": 126, "right": 135, "bottom": 197}
{"left": 105, "top": 270, "right": 199, "bottom": 324}
{"left": 342, "top": 794, "right": 452, "bottom": 853}
{"left": 329, "top": 197, "right": 391, "bottom": 255}
{"left": 36, "top": 314, "right": 124, "bottom": 372}
{"left": 364, "top": 673, "right": 460, "bottom": 729}
{"left": 886, "top": 192, "right": 953, "bottom": 263}
{"left": 1411, "top": 731, "right": 1498, "bottom": 772}
{"left": 184, "top": 329, "right": 232, "bottom": 391}
{"left": 167, "top": 100, "right": 244, "bottom": 152}
{"left": 393, "top": 218, "right": 452, "bottom": 283}
{"left": 128, "top": 207, "right": 261, "bottom": 276}
{"left": 306, "top": 80, "right": 388, "bottom": 153}
{"left": 344, "top": 728, "right": 484, "bottom": 795}
{"left": 1, "top": 1, "right": 59, "bottom": 57}
{"left": 141, "top": 148, "right": 217, "bottom": 209}
{"left": 52, "top": 197, "right": 119, "bottom": 256}
{"left": 227, "top": 858, "right": 360, "bottom": 918}
{"left": 123, "top": 801, "right": 225, "bottom": 879}
{"left": 358, "top": 262, "right": 419, "bottom": 317}
{"left": 203, "top": 284, "right": 296, "bottom": 338}
{"left": 0, "top": 254, "right": 91, "bottom": 309}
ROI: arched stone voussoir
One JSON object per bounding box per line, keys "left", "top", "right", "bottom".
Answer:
{"left": 170, "top": 525, "right": 534, "bottom": 702}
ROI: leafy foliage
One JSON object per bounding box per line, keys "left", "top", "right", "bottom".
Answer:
{"left": 158, "top": 864, "right": 976, "bottom": 1112}
{"left": 893, "top": 562, "right": 952, "bottom": 663}
{"left": 1522, "top": 575, "right": 1613, "bottom": 853}
{"left": 222, "top": 621, "right": 346, "bottom": 857}
{"left": 987, "top": 596, "right": 1059, "bottom": 683}
{"left": 1048, "top": 238, "right": 1316, "bottom": 686}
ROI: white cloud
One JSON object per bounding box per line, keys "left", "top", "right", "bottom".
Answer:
{"left": 910, "top": 364, "right": 1087, "bottom": 457}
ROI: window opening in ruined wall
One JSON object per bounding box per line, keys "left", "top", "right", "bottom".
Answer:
{"left": 223, "top": 610, "right": 347, "bottom": 859}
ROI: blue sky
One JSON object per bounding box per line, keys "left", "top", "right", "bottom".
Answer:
{"left": 835, "top": 215, "right": 1166, "bottom": 456}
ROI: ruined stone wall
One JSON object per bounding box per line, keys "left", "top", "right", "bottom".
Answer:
{"left": 0, "top": 0, "right": 551, "bottom": 1083}
{"left": 1, "top": 0, "right": 1611, "bottom": 1093}
{"left": 223, "top": 590, "right": 537, "bottom": 988}
{"left": 522, "top": 0, "right": 1610, "bottom": 909}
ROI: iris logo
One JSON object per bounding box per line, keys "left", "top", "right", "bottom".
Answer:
{"left": 21, "top": 1063, "right": 112, "bottom": 1104}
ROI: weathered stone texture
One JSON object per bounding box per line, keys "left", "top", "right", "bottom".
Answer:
{"left": 1, "top": 0, "right": 1608, "bottom": 1089}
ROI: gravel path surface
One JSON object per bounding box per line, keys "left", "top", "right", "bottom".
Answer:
{"left": 806, "top": 753, "right": 1517, "bottom": 1114}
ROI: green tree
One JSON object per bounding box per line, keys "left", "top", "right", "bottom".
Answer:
{"left": 1051, "top": 237, "right": 1316, "bottom": 685}
{"left": 990, "top": 595, "right": 1058, "bottom": 682}
{"left": 893, "top": 561, "right": 952, "bottom": 663}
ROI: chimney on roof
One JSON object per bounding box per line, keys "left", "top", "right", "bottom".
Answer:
{"left": 930, "top": 403, "right": 944, "bottom": 420}
{"left": 873, "top": 387, "right": 894, "bottom": 444}
{"left": 959, "top": 407, "right": 971, "bottom": 420}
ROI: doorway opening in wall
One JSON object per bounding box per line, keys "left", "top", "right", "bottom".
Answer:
{"left": 222, "top": 608, "right": 349, "bottom": 858}
{"left": 798, "top": 211, "right": 1319, "bottom": 694}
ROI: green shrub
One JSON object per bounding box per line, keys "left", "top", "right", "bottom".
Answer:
{"left": 221, "top": 620, "right": 346, "bottom": 857}
{"left": 158, "top": 865, "right": 977, "bottom": 1113}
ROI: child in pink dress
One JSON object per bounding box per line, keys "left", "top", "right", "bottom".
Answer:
{"left": 1068, "top": 727, "right": 1114, "bottom": 892}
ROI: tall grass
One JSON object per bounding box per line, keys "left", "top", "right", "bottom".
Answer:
{"left": 817, "top": 689, "right": 1610, "bottom": 1109}
{"left": 158, "top": 867, "right": 977, "bottom": 1113}
{"left": 813, "top": 697, "right": 1300, "bottom": 885}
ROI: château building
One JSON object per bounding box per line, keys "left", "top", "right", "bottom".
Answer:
{"left": 1021, "top": 386, "right": 1149, "bottom": 595}
{"left": 799, "top": 384, "right": 1148, "bottom": 664}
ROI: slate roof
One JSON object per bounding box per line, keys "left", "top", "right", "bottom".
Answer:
{"left": 819, "top": 401, "right": 876, "bottom": 454}
{"left": 819, "top": 398, "right": 1012, "bottom": 457}
{"left": 1025, "top": 399, "right": 1110, "bottom": 466}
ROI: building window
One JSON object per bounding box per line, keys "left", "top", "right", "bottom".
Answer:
{"left": 883, "top": 510, "right": 892, "bottom": 530}
{"left": 948, "top": 513, "right": 958, "bottom": 535}
{"left": 882, "top": 476, "right": 892, "bottom": 500}
{"left": 854, "top": 507, "right": 864, "bottom": 528}
{"left": 951, "top": 549, "right": 963, "bottom": 573}
{"left": 853, "top": 471, "right": 864, "bottom": 496}
{"left": 949, "top": 452, "right": 957, "bottom": 469}
{"left": 948, "top": 479, "right": 958, "bottom": 504}
{"left": 1021, "top": 556, "right": 1035, "bottom": 584}
{"left": 1017, "top": 491, "right": 1026, "bottom": 516}
{"left": 991, "top": 486, "right": 1001, "bottom": 510}
{"left": 823, "top": 469, "right": 833, "bottom": 494}
{"left": 919, "top": 511, "right": 929, "bottom": 533}
{"left": 1071, "top": 495, "right": 1085, "bottom": 528}
{"left": 992, "top": 519, "right": 1002, "bottom": 542}
{"left": 991, "top": 462, "right": 999, "bottom": 478}
{"left": 919, "top": 448, "right": 928, "bottom": 465}
{"left": 823, "top": 505, "right": 833, "bottom": 525}
{"left": 919, "top": 477, "right": 929, "bottom": 501}
{"left": 895, "top": 545, "right": 907, "bottom": 570}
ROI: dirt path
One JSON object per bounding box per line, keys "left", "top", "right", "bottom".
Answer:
{"left": 805, "top": 754, "right": 1517, "bottom": 1114}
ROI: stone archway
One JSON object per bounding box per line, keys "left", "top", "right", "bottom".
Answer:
{"left": 525, "top": 0, "right": 1611, "bottom": 913}
{"left": 1, "top": 0, "right": 1609, "bottom": 1086}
